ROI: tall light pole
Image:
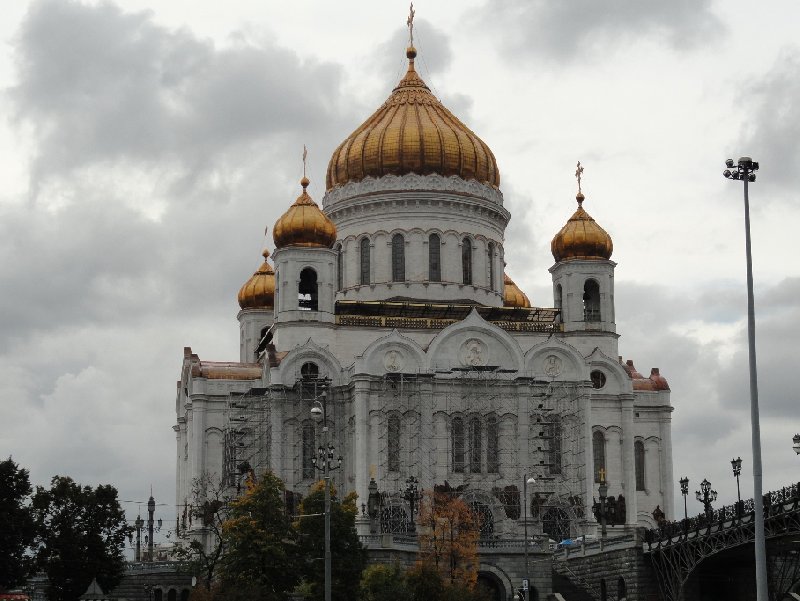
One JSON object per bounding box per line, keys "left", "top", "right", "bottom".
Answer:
{"left": 522, "top": 474, "right": 536, "bottom": 600}
{"left": 311, "top": 392, "right": 342, "bottom": 601}
{"left": 403, "top": 476, "right": 422, "bottom": 533}
{"left": 731, "top": 457, "right": 743, "bottom": 514}
{"left": 723, "top": 156, "right": 767, "bottom": 601}
{"left": 793, "top": 433, "right": 800, "bottom": 457}
{"left": 679, "top": 477, "right": 689, "bottom": 521}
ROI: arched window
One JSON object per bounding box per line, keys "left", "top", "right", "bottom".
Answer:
{"left": 335, "top": 243, "right": 342, "bottom": 291}
{"left": 299, "top": 268, "right": 318, "bottom": 311}
{"left": 555, "top": 284, "right": 563, "bottom": 310}
{"left": 486, "top": 415, "right": 499, "bottom": 474}
{"left": 428, "top": 233, "right": 441, "bottom": 282}
{"left": 452, "top": 417, "right": 465, "bottom": 473}
{"left": 388, "top": 414, "right": 401, "bottom": 472}
{"left": 593, "top": 430, "right": 606, "bottom": 483}
{"left": 469, "top": 416, "right": 482, "bottom": 473}
{"left": 392, "top": 234, "right": 405, "bottom": 282}
{"left": 487, "top": 242, "right": 495, "bottom": 289}
{"left": 301, "top": 362, "right": 319, "bottom": 379}
{"left": 617, "top": 577, "right": 627, "bottom": 600}
{"left": 583, "top": 279, "right": 601, "bottom": 322}
{"left": 635, "top": 440, "right": 645, "bottom": 491}
{"left": 360, "top": 238, "right": 370, "bottom": 285}
{"left": 600, "top": 579, "right": 608, "bottom": 601}
{"left": 462, "top": 237, "right": 472, "bottom": 284}
{"left": 302, "top": 421, "right": 315, "bottom": 480}
{"left": 548, "top": 415, "right": 562, "bottom": 476}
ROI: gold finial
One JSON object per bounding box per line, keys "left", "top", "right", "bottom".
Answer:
{"left": 302, "top": 144, "right": 308, "bottom": 178}
{"left": 598, "top": 467, "right": 606, "bottom": 483}
{"left": 407, "top": 2, "right": 415, "bottom": 47}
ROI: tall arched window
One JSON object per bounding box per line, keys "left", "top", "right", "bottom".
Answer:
{"left": 486, "top": 415, "right": 499, "bottom": 474}
{"left": 487, "top": 242, "right": 495, "bottom": 289}
{"left": 555, "top": 284, "right": 563, "bottom": 311}
{"left": 335, "top": 243, "right": 343, "bottom": 291}
{"left": 388, "top": 414, "right": 401, "bottom": 472}
{"left": 299, "top": 267, "right": 318, "bottom": 311}
{"left": 360, "top": 238, "right": 370, "bottom": 285}
{"left": 462, "top": 237, "right": 472, "bottom": 284}
{"left": 469, "top": 416, "right": 482, "bottom": 473}
{"left": 635, "top": 440, "right": 646, "bottom": 491}
{"left": 302, "top": 421, "right": 315, "bottom": 479}
{"left": 392, "top": 234, "right": 405, "bottom": 282}
{"left": 429, "top": 233, "right": 441, "bottom": 281}
{"left": 617, "top": 577, "right": 627, "bottom": 600}
{"left": 593, "top": 430, "right": 606, "bottom": 482}
{"left": 583, "top": 279, "right": 601, "bottom": 322}
{"left": 548, "top": 415, "right": 562, "bottom": 476}
{"left": 452, "top": 417, "right": 465, "bottom": 473}
{"left": 600, "top": 579, "right": 608, "bottom": 601}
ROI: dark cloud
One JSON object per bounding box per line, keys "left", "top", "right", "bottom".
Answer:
{"left": 472, "top": 0, "right": 724, "bottom": 63}
{"left": 737, "top": 49, "right": 800, "bottom": 196}
{"left": 9, "top": 0, "right": 348, "bottom": 197}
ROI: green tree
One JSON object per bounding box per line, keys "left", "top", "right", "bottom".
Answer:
{"left": 294, "top": 481, "right": 366, "bottom": 601}
{"left": 215, "top": 471, "right": 300, "bottom": 601}
{"left": 0, "top": 457, "right": 35, "bottom": 592}
{"left": 360, "top": 563, "right": 410, "bottom": 601}
{"left": 31, "top": 476, "right": 130, "bottom": 601}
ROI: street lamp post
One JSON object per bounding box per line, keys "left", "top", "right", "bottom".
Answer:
{"left": 695, "top": 478, "right": 717, "bottom": 516}
{"left": 522, "top": 474, "right": 536, "bottom": 600}
{"left": 311, "top": 392, "right": 342, "bottom": 601}
{"left": 731, "top": 457, "right": 743, "bottom": 515}
{"left": 793, "top": 434, "right": 800, "bottom": 456}
{"left": 679, "top": 477, "right": 689, "bottom": 521}
{"left": 403, "top": 476, "right": 422, "bottom": 533}
{"left": 723, "top": 156, "right": 767, "bottom": 601}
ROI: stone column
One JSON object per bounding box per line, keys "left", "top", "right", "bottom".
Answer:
{"left": 620, "top": 394, "right": 637, "bottom": 525}
{"left": 353, "top": 378, "right": 371, "bottom": 504}
{"left": 191, "top": 397, "right": 207, "bottom": 483}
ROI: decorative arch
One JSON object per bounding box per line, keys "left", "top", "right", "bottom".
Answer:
{"left": 585, "top": 347, "right": 633, "bottom": 394}
{"left": 524, "top": 338, "right": 586, "bottom": 380}
{"left": 354, "top": 329, "right": 427, "bottom": 375}
{"left": 272, "top": 339, "right": 344, "bottom": 386}
{"left": 427, "top": 309, "right": 524, "bottom": 372}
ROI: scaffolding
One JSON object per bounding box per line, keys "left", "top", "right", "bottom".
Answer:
{"left": 372, "top": 368, "right": 587, "bottom": 539}
{"left": 223, "top": 387, "right": 273, "bottom": 491}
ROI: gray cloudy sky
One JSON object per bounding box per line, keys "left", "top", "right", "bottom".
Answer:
{"left": 1, "top": 0, "right": 798, "bottom": 548}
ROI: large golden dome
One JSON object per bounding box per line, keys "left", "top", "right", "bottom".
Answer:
{"left": 503, "top": 273, "right": 531, "bottom": 308}
{"left": 238, "top": 249, "right": 275, "bottom": 309}
{"left": 551, "top": 193, "right": 613, "bottom": 262}
{"left": 326, "top": 47, "right": 499, "bottom": 190}
{"left": 273, "top": 177, "right": 337, "bottom": 249}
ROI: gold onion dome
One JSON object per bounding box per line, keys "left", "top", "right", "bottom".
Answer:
{"left": 273, "top": 177, "right": 337, "bottom": 249}
{"left": 551, "top": 193, "right": 613, "bottom": 262}
{"left": 325, "top": 46, "right": 499, "bottom": 190}
{"left": 238, "top": 249, "right": 275, "bottom": 309}
{"left": 503, "top": 273, "right": 531, "bottom": 308}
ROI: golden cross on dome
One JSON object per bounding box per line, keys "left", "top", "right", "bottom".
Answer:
{"left": 575, "top": 161, "right": 584, "bottom": 194}
{"left": 407, "top": 2, "right": 415, "bottom": 46}
{"left": 302, "top": 144, "right": 308, "bottom": 178}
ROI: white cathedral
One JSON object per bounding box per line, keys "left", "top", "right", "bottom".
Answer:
{"left": 173, "top": 35, "right": 674, "bottom": 550}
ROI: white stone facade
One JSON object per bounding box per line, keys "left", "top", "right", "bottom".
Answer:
{"left": 174, "top": 172, "right": 675, "bottom": 546}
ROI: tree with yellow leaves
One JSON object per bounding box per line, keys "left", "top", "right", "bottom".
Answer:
{"left": 415, "top": 491, "right": 480, "bottom": 588}
{"left": 215, "top": 471, "right": 300, "bottom": 601}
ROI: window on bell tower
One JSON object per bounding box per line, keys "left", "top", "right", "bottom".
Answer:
{"left": 583, "top": 279, "right": 601, "bottom": 322}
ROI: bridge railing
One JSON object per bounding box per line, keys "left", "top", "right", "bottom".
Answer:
{"left": 644, "top": 481, "right": 800, "bottom": 549}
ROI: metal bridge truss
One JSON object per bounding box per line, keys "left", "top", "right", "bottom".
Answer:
{"left": 644, "top": 482, "right": 800, "bottom": 601}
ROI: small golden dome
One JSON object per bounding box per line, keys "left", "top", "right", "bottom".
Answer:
{"left": 503, "top": 273, "right": 531, "bottom": 308}
{"left": 273, "top": 178, "right": 337, "bottom": 249}
{"left": 551, "top": 193, "right": 613, "bottom": 262}
{"left": 326, "top": 47, "right": 499, "bottom": 190}
{"left": 238, "top": 249, "right": 275, "bottom": 309}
